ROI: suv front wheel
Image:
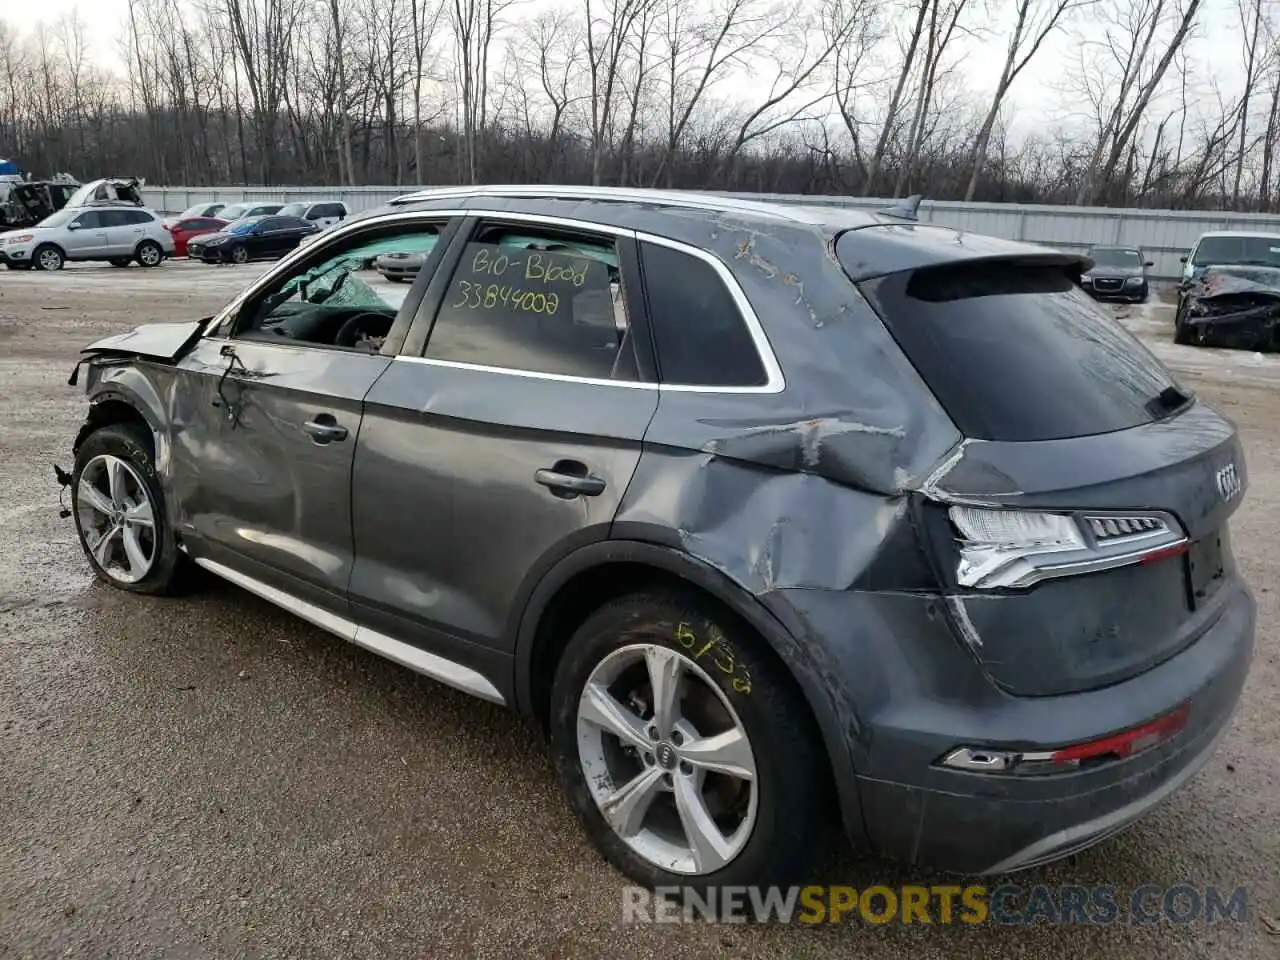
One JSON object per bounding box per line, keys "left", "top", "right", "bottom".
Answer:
{"left": 72, "top": 422, "right": 188, "bottom": 595}
{"left": 33, "top": 245, "right": 64, "bottom": 271}
{"left": 550, "top": 590, "right": 830, "bottom": 890}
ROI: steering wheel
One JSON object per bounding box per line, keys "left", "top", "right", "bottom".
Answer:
{"left": 334, "top": 311, "right": 394, "bottom": 350}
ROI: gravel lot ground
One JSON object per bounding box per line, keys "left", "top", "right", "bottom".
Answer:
{"left": 1, "top": 264, "right": 1277, "bottom": 959}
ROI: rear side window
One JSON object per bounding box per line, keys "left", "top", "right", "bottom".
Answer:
{"left": 639, "top": 242, "right": 766, "bottom": 387}
{"left": 125, "top": 210, "right": 154, "bottom": 224}
{"left": 856, "top": 259, "right": 1179, "bottom": 442}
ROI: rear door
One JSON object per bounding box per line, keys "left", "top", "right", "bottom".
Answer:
{"left": 851, "top": 249, "right": 1248, "bottom": 696}
{"left": 347, "top": 213, "right": 659, "bottom": 672}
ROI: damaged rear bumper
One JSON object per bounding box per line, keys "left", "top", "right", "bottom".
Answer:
{"left": 764, "top": 578, "right": 1254, "bottom": 875}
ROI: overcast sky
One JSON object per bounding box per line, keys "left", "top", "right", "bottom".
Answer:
{"left": 26, "top": 0, "right": 1249, "bottom": 142}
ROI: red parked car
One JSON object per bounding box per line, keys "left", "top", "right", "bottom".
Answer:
{"left": 166, "top": 217, "right": 229, "bottom": 258}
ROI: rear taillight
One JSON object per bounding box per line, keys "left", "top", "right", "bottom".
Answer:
{"left": 939, "top": 701, "right": 1191, "bottom": 775}
{"left": 948, "top": 505, "right": 1185, "bottom": 590}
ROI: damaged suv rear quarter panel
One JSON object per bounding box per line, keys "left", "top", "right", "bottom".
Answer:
{"left": 610, "top": 208, "right": 966, "bottom": 814}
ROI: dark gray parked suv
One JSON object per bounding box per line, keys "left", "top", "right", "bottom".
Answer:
{"left": 59, "top": 186, "right": 1255, "bottom": 888}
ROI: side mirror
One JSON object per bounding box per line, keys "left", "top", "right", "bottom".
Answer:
{"left": 66, "top": 222, "right": 80, "bottom": 231}
{"left": 1144, "top": 260, "right": 1153, "bottom": 267}
{"left": 1179, "top": 255, "right": 1187, "bottom": 264}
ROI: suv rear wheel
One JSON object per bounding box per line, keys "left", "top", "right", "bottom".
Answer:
{"left": 550, "top": 590, "right": 829, "bottom": 889}
{"left": 135, "top": 240, "right": 163, "bottom": 267}
{"left": 72, "top": 422, "right": 188, "bottom": 595}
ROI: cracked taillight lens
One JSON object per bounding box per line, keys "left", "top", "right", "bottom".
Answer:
{"left": 948, "top": 505, "right": 1185, "bottom": 590}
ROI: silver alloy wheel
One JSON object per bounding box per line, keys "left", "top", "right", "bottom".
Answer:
{"left": 75, "top": 454, "right": 157, "bottom": 584}
{"left": 37, "top": 247, "right": 62, "bottom": 270}
{"left": 576, "top": 643, "right": 759, "bottom": 875}
{"left": 138, "top": 243, "right": 161, "bottom": 266}
{"left": 231, "top": 245, "right": 248, "bottom": 264}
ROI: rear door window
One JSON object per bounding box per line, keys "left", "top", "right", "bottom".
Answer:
{"left": 423, "top": 222, "right": 642, "bottom": 381}
{"left": 853, "top": 256, "right": 1181, "bottom": 442}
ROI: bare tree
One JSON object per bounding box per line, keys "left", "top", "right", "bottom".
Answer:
{"left": 861, "top": 0, "right": 932, "bottom": 194}
{"left": 1073, "top": 0, "right": 1204, "bottom": 206}
{"left": 964, "top": 0, "right": 1088, "bottom": 200}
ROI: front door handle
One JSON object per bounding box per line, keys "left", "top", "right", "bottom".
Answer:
{"left": 303, "top": 414, "right": 348, "bottom": 444}
{"left": 535, "top": 463, "right": 606, "bottom": 497}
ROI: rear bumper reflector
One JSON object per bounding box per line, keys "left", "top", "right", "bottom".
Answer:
{"left": 938, "top": 701, "right": 1192, "bottom": 775}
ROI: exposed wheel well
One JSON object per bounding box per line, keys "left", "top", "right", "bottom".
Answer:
{"left": 73, "top": 398, "right": 152, "bottom": 457}
{"left": 527, "top": 561, "right": 819, "bottom": 742}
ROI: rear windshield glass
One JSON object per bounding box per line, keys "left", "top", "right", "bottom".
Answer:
{"left": 1192, "top": 235, "right": 1280, "bottom": 267}
{"left": 854, "top": 258, "right": 1180, "bottom": 442}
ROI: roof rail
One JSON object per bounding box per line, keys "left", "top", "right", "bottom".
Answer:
{"left": 386, "top": 184, "right": 811, "bottom": 222}
{"left": 880, "top": 194, "right": 924, "bottom": 222}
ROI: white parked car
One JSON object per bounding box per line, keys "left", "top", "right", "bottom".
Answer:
{"left": 0, "top": 204, "right": 175, "bottom": 271}
{"left": 277, "top": 200, "right": 349, "bottom": 229}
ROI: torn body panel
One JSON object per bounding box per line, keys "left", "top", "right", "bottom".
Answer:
{"left": 1182, "top": 265, "right": 1280, "bottom": 350}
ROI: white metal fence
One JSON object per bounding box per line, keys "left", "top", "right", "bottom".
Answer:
{"left": 140, "top": 184, "right": 1280, "bottom": 280}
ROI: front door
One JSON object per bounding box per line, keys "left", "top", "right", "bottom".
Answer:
{"left": 166, "top": 217, "right": 451, "bottom": 612}
{"left": 64, "top": 210, "right": 107, "bottom": 258}
{"left": 347, "top": 214, "right": 658, "bottom": 672}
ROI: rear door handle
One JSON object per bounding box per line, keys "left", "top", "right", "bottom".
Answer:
{"left": 535, "top": 464, "right": 606, "bottom": 497}
{"left": 303, "top": 413, "right": 348, "bottom": 443}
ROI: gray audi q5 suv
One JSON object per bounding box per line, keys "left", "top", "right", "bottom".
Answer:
{"left": 60, "top": 186, "right": 1255, "bottom": 889}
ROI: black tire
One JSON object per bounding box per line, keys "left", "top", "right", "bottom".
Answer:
{"left": 71, "top": 421, "right": 189, "bottom": 596}
{"left": 33, "top": 244, "right": 64, "bottom": 271}
{"left": 229, "top": 244, "right": 249, "bottom": 264}
{"left": 550, "top": 589, "right": 830, "bottom": 891}
{"left": 1173, "top": 300, "right": 1193, "bottom": 345}
{"left": 135, "top": 240, "right": 163, "bottom": 267}
{"left": 110, "top": 258, "right": 132, "bottom": 268}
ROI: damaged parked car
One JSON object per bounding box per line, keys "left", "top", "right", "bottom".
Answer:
{"left": 1175, "top": 265, "right": 1280, "bottom": 348}
{"left": 1175, "top": 230, "right": 1280, "bottom": 349}
{"left": 58, "top": 186, "right": 1255, "bottom": 890}
{"left": 1080, "top": 244, "right": 1152, "bottom": 302}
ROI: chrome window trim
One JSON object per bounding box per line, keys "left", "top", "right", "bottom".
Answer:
{"left": 203, "top": 207, "right": 786, "bottom": 395}
{"left": 193, "top": 556, "right": 506, "bottom": 705}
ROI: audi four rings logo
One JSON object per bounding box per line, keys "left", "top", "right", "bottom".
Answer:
{"left": 1216, "top": 463, "right": 1242, "bottom": 502}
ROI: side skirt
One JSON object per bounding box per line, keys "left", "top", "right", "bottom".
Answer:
{"left": 193, "top": 556, "right": 506, "bottom": 706}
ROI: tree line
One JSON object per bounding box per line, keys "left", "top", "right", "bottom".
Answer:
{"left": 0, "top": 0, "right": 1278, "bottom": 210}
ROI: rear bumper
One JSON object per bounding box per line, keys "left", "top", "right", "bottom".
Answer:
{"left": 765, "top": 578, "right": 1255, "bottom": 875}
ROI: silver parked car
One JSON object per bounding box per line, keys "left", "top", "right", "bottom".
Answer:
{"left": 0, "top": 204, "right": 175, "bottom": 271}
